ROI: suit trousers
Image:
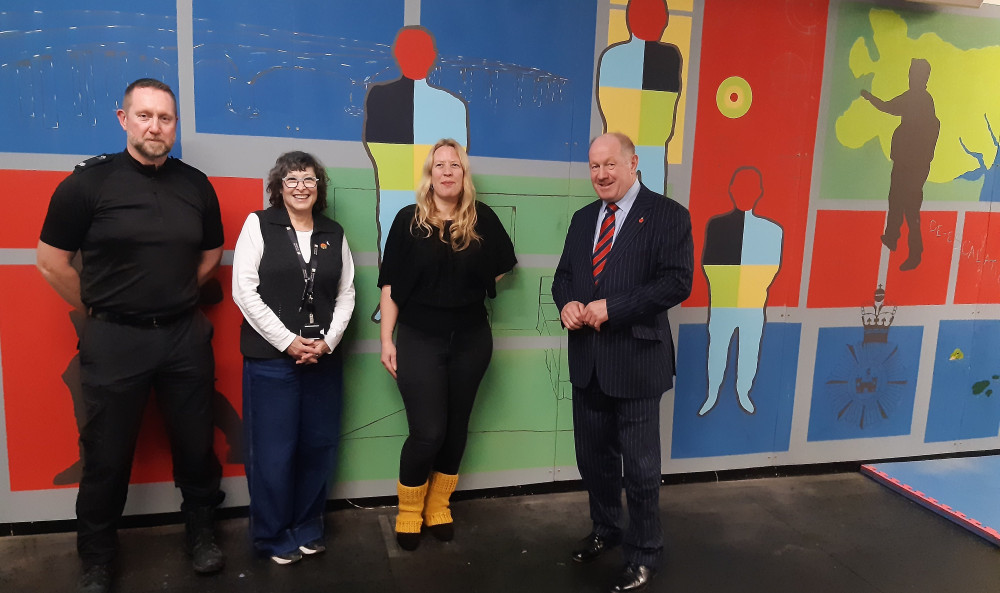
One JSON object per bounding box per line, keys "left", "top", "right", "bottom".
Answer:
{"left": 76, "top": 312, "right": 222, "bottom": 565}
{"left": 572, "top": 375, "right": 663, "bottom": 568}
{"left": 242, "top": 354, "right": 343, "bottom": 557}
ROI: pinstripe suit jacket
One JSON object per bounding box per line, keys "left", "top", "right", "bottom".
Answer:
{"left": 552, "top": 184, "right": 693, "bottom": 399}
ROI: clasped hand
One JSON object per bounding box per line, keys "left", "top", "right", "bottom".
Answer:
{"left": 286, "top": 335, "right": 330, "bottom": 364}
{"left": 560, "top": 299, "right": 609, "bottom": 331}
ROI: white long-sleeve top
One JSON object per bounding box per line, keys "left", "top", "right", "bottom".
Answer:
{"left": 232, "top": 212, "right": 356, "bottom": 354}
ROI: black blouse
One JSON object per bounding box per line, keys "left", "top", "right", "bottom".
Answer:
{"left": 378, "top": 202, "right": 516, "bottom": 334}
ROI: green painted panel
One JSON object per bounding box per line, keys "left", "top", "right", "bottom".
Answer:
{"left": 461, "top": 432, "right": 559, "bottom": 473}
{"left": 336, "top": 436, "right": 404, "bottom": 482}
{"left": 328, "top": 187, "right": 378, "bottom": 251}
{"left": 347, "top": 266, "right": 383, "bottom": 341}
{"left": 480, "top": 193, "right": 594, "bottom": 255}
{"left": 320, "top": 168, "right": 604, "bottom": 484}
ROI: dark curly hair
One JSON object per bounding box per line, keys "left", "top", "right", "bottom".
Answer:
{"left": 265, "top": 151, "right": 330, "bottom": 214}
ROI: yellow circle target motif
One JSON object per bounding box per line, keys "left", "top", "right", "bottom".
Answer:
{"left": 716, "top": 76, "right": 752, "bottom": 119}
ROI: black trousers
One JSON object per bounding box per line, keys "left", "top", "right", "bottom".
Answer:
{"left": 394, "top": 321, "right": 493, "bottom": 486}
{"left": 573, "top": 375, "right": 664, "bottom": 568}
{"left": 76, "top": 311, "right": 222, "bottom": 565}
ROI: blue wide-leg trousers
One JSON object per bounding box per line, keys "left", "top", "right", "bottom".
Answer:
{"left": 242, "top": 355, "right": 343, "bottom": 556}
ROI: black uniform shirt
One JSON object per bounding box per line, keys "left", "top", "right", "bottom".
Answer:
{"left": 39, "top": 151, "right": 224, "bottom": 317}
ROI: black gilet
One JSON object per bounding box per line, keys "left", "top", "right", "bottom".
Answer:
{"left": 239, "top": 206, "right": 345, "bottom": 359}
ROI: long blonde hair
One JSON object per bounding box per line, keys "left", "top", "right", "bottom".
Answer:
{"left": 412, "top": 138, "right": 481, "bottom": 251}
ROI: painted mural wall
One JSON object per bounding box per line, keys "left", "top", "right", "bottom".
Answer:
{"left": 2, "top": 0, "right": 999, "bottom": 522}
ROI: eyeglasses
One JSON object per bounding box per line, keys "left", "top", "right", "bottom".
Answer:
{"left": 283, "top": 176, "right": 319, "bottom": 189}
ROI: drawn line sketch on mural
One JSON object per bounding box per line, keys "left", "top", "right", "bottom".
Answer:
{"left": 699, "top": 167, "right": 782, "bottom": 416}
{"left": 860, "top": 58, "right": 939, "bottom": 272}
{"left": 0, "top": 8, "right": 180, "bottom": 155}
{"left": 825, "top": 287, "right": 906, "bottom": 429}
{"left": 536, "top": 275, "right": 572, "bottom": 402}
{"left": 363, "top": 26, "right": 469, "bottom": 322}
{"left": 595, "top": 0, "right": 682, "bottom": 195}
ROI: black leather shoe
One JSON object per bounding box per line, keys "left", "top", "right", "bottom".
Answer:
{"left": 396, "top": 531, "right": 421, "bottom": 551}
{"left": 571, "top": 532, "right": 618, "bottom": 563}
{"left": 78, "top": 562, "right": 113, "bottom": 593}
{"left": 610, "top": 563, "right": 655, "bottom": 592}
{"left": 427, "top": 522, "right": 454, "bottom": 542}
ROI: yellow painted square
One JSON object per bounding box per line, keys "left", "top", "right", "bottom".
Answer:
{"left": 412, "top": 144, "right": 433, "bottom": 188}
{"left": 736, "top": 265, "right": 780, "bottom": 308}
{"left": 368, "top": 143, "right": 414, "bottom": 190}
{"left": 598, "top": 87, "right": 641, "bottom": 140}
{"left": 637, "top": 90, "right": 679, "bottom": 146}
{"left": 671, "top": 0, "right": 694, "bottom": 13}
{"left": 704, "top": 265, "right": 741, "bottom": 308}
{"left": 608, "top": 7, "right": 629, "bottom": 45}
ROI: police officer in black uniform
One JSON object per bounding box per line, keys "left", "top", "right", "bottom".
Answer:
{"left": 37, "top": 78, "right": 225, "bottom": 593}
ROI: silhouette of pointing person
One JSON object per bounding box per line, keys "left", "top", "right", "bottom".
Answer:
{"left": 861, "top": 58, "right": 939, "bottom": 272}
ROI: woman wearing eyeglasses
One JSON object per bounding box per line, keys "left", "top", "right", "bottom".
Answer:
{"left": 232, "top": 151, "right": 355, "bottom": 565}
{"left": 378, "top": 139, "right": 516, "bottom": 550}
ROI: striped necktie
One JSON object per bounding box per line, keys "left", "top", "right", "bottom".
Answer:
{"left": 592, "top": 202, "right": 619, "bottom": 283}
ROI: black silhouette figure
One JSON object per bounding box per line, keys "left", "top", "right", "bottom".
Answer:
{"left": 861, "top": 58, "right": 939, "bottom": 271}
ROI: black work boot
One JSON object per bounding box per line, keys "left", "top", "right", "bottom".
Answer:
{"left": 78, "top": 562, "right": 113, "bottom": 593}
{"left": 184, "top": 506, "right": 225, "bottom": 574}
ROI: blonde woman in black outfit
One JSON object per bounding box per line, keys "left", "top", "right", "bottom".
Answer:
{"left": 378, "top": 138, "right": 516, "bottom": 550}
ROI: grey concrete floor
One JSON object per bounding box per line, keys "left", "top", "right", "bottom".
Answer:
{"left": 1, "top": 472, "right": 997, "bottom": 592}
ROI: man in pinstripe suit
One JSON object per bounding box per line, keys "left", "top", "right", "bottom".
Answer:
{"left": 552, "top": 132, "right": 693, "bottom": 592}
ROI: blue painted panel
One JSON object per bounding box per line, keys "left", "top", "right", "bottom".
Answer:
{"left": 868, "top": 456, "right": 1000, "bottom": 544}
{"left": 740, "top": 215, "right": 783, "bottom": 265}
{"left": 672, "top": 322, "right": 800, "bottom": 458}
{"left": 412, "top": 81, "right": 467, "bottom": 146}
{"left": 808, "top": 326, "right": 922, "bottom": 441}
{"left": 0, "top": 4, "right": 181, "bottom": 156}
{"left": 925, "top": 320, "right": 1000, "bottom": 442}
{"left": 192, "top": 0, "right": 404, "bottom": 141}
{"left": 597, "top": 40, "right": 645, "bottom": 89}
{"left": 422, "top": 0, "right": 598, "bottom": 162}
{"left": 377, "top": 189, "right": 416, "bottom": 255}
{"left": 635, "top": 145, "right": 666, "bottom": 194}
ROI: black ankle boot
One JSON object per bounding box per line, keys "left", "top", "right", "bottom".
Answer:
{"left": 184, "top": 507, "right": 225, "bottom": 573}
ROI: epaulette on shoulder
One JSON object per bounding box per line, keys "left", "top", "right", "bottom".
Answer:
{"left": 74, "top": 153, "right": 114, "bottom": 172}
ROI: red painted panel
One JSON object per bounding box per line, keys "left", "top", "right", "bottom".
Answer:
{"left": 955, "top": 212, "right": 1000, "bottom": 304}
{"left": 807, "top": 211, "right": 883, "bottom": 308}
{"left": 685, "top": 0, "right": 829, "bottom": 308}
{"left": 807, "top": 210, "right": 953, "bottom": 308}
{"left": 0, "top": 170, "right": 71, "bottom": 249}
{"left": 884, "top": 211, "right": 954, "bottom": 306}
{"left": 1, "top": 266, "right": 246, "bottom": 491}
{"left": 210, "top": 176, "right": 264, "bottom": 250}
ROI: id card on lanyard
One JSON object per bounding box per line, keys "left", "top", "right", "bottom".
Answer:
{"left": 286, "top": 226, "right": 323, "bottom": 338}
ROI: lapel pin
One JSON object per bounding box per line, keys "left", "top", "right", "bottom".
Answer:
{"left": 639, "top": 217, "right": 645, "bottom": 224}
{"left": 320, "top": 242, "right": 328, "bottom": 249}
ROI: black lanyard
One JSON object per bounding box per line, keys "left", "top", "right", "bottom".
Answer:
{"left": 286, "top": 226, "right": 320, "bottom": 323}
